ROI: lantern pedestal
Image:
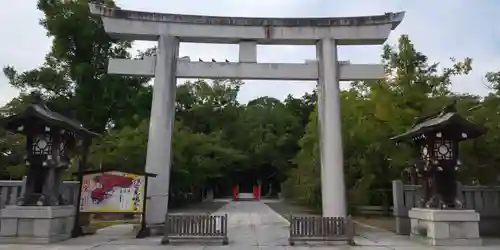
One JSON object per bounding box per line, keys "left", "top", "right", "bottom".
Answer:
{"left": 0, "top": 205, "right": 75, "bottom": 244}
{"left": 409, "top": 208, "right": 482, "bottom": 246}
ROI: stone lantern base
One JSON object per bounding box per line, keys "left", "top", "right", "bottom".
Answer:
{"left": 0, "top": 205, "right": 75, "bottom": 244}
{"left": 409, "top": 208, "right": 482, "bottom": 246}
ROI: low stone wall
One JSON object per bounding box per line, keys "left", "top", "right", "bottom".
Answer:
{"left": 0, "top": 178, "right": 79, "bottom": 209}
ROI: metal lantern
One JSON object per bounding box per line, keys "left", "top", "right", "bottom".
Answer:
{"left": 391, "top": 102, "right": 486, "bottom": 209}
{"left": 1, "top": 95, "right": 98, "bottom": 206}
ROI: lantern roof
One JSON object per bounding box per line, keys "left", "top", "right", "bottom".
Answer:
{"left": 390, "top": 102, "right": 486, "bottom": 143}
{"left": 1, "top": 96, "right": 99, "bottom": 138}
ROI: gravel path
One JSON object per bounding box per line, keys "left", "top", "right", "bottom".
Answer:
{"left": 264, "top": 199, "right": 382, "bottom": 235}
{"left": 263, "top": 199, "right": 319, "bottom": 221}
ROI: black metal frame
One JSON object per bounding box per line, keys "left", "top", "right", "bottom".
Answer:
{"left": 70, "top": 138, "right": 91, "bottom": 238}
{"left": 135, "top": 175, "right": 151, "bottom": 238}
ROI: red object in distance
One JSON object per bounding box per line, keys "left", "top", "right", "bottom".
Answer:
{"left": 233, "top": 186, "right": 239, "bottom": 201}
{"left": 253, "top": 184, "right": 261, "bottom": 200}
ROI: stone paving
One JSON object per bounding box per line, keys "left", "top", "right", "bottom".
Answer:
{"left": 1, "top": 200, "right": 500, "bottom": 249}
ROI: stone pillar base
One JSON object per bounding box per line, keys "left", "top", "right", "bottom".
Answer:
{"left": 409, "top": 208, "right": 482, "bottom": 246}
{"left": 0, "top": 205, "right": 75, "bottom": 244}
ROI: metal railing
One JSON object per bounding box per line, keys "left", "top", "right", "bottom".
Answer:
{"left": 161, "top": 214, "right": 229, "bottom": 245}
{"left": 289, "top": 215, "right": 355, "bottom": 245}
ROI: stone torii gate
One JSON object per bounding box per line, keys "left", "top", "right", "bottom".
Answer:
{"left": 89, "top": 3, "right": 404, "bottom": 225}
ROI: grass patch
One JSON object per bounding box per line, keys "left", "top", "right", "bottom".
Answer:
{"left": 87, "top": 219, "right": 140, "bottom": 231}
{"left": 265, "top": 200, "right": 320, "bottom": 221}
{"left": 354, "top": 216, "right": 396, "bottom": 232}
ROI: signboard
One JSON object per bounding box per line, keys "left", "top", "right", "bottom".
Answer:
{"left": 79, "top": 171, "right": 146, "bottom": 213}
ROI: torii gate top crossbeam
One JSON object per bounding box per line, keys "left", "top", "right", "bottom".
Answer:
{"left": 90, "top": 4, "right": 404, "bottom": 28}
{"left": 88, "top": 4, "right": 404, "bottom": 45}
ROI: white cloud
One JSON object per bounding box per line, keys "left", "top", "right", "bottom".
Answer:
{"left": 1, "top": 0, "right": 499, "bottom": 105}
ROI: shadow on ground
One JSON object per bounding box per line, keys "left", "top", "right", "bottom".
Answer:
{"left": 169, "top": 199, "right": 230, "bottom": 214}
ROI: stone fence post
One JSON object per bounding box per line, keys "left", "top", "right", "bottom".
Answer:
{"left": 392, "top": 180, "right": 410, "bottom": 234}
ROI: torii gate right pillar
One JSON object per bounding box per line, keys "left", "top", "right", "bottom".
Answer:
{"left": 317, "top": 38, "right": 347, "bottom": 218}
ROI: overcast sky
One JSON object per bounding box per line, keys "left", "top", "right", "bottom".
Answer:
{"left": 1, "top": 0, "right": 499, "bottom": 105}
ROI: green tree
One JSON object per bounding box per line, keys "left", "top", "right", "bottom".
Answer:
{"left": 283, "top": 34, "right": 475, "bottom": 212}
{"left": 3, "top": 0, "right": 153, "bottom": 133}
